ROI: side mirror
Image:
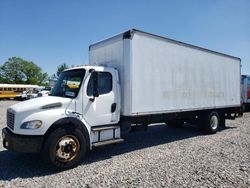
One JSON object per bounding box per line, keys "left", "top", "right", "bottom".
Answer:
{"left": 89, "top": 71, "right": 99, "bottom": 102}
{"left": 93, "top": 72, "right": 99, "bottom": 97}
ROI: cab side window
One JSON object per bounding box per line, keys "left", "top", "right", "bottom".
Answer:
{"left": 87, "top": 72, "right": 112, "bottom": 96}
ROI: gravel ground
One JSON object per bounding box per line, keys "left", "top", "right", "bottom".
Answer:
{"left": 0, "top": 100, "right": 249, "bottom": 187}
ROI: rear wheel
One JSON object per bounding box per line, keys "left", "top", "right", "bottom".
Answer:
{"left": 202, "top": 111, "right": 220, "bottom": 134}
{"left": 42, "top": 127, "right": 87, "bottom": 169}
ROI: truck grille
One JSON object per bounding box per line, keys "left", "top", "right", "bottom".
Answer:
{"left": 7, "top": 110, "right": 15, "bottom": 130}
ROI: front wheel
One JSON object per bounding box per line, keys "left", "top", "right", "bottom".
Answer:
{"left": 42, "top": 127, "right": 87, "bottom": 169}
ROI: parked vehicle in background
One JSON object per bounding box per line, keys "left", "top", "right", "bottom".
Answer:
{"left": 17, "top": 87, "right": 44, "bottom": 100}
{"left": 2, "top": 29, "right": 242, "bottom": 169}
{"left": 241, "top": 75, "right": 250, "bottom": 110}
{"left": 19, "top": 91, "right": 28, "bottom": 100}
{"left": 0, "top": 84, "right": 39, "bottom": 99}
{"left": 26, "top": 89, "right": 40, "bottom": 99}
{"left": 38, "top": 87, "right": 51, "bottom": 97}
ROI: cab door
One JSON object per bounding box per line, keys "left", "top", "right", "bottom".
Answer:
{"left": 82, "top": 68, "right": 120, "bottom": 126}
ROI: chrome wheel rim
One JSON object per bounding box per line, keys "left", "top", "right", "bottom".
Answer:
{"left": 210, "top": 115, "right": 218, "bottom": 130}
{"left": 55, "top": 135, "right": 80, "bottom": 162}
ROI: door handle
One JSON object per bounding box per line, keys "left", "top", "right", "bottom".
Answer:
{"left": 111, "top": 103, "right": 116, "bottom": 113}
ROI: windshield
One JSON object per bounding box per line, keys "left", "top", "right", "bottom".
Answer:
{"left": 51, "top": 69, "right": 86, "bottom": 98}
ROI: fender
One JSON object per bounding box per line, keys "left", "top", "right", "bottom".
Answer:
{"left": 44, "top": 117, "right": 90, "bottom": 149}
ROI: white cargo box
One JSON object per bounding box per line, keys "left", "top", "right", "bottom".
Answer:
{"left": 89, "top": 29, "right": 241, "bottom": 116}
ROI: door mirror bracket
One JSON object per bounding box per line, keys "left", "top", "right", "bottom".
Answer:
{"left": 89, "top": 71, "right": 99, "bottom": 102}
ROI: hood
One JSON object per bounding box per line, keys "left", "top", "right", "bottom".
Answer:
{"left": 9, "top": 96, "right": 72, "bottom": 113}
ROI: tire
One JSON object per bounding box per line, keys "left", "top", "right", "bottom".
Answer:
{"left": 42, "top": 127, "right": 87, "bottom": 170}
{"left": 203, "top": 111, "right": 220, "bottom": 134}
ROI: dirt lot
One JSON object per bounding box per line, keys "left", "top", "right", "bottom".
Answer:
{"left": 0, "top": 100, "right": 249, "bottom": 187}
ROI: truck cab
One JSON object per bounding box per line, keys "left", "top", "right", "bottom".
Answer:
{"left": 2, "top": 66, "right": 122, "bottom": 169}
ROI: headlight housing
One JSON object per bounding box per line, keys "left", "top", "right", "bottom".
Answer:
{"left": 20, "top": 120, "right": 42, "bottom": 129}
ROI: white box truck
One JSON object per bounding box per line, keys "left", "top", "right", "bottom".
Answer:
{"left": 2, "top": 29, "right": 242, "bottom": 169}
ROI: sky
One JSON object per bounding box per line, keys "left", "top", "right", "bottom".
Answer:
{"left": 0, "top": 0, "right": 249, "bottom": 76}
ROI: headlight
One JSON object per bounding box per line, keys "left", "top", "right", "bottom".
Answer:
{"left": 20, "top": 120, "right": 42, "bottom": 129}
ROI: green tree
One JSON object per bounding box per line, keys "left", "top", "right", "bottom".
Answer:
{"left": 22, "top": 61, "right": 48, "bottom": 85}
{"left": 0, "top": 57, "right": 48, "bottom": 85}
{"left": 0, "top": 57, "right": 25, "bottom": 83}
{"left": 0, "top": 68, "right": 5, "bottom": 83}
{"left": 50, "top": 73, "right": 57, "bottom": 80}
{"left": 57, "top": 63, "right": 68, "bottom": 77}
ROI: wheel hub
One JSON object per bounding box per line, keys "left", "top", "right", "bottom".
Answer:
{"left": 210, "top": 115, "right": 218, "bottom": 130}
{"left": 56, "top": 135, "right": 80, "bottom": 162}
{"left": 64, "top": 144, "right": 73, "bottom": 153}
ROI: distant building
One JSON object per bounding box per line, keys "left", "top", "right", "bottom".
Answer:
{"left": 49, "top": 78, "right": 57, "bottom": 88}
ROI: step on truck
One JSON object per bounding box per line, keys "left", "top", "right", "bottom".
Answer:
{"left": 2, "top": 29, "right": 242, "bottom": 169}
